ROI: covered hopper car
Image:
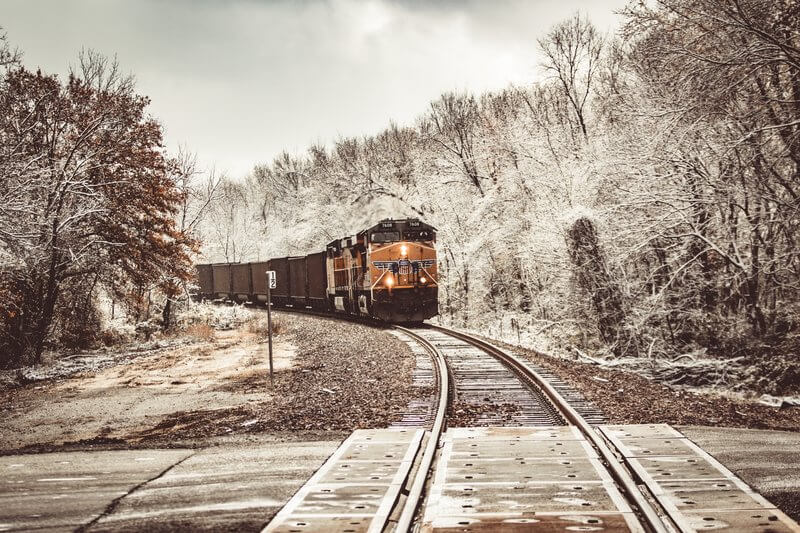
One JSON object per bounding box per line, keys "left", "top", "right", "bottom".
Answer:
{"left": 194, "top": 218, "right": 438, "bottom": 323}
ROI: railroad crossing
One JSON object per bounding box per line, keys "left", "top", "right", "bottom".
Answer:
{"left": 3, "top": 323, "right": 800, "bottom": 532}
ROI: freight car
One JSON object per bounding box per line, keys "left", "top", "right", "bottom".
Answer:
{"left": 194, "top": 218, "right": 438, "bottom": 323}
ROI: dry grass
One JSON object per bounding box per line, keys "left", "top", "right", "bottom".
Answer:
{"left": 247, "top": 316, "right": 287, "bottom": 340}
{"left": 185, "top": 323, "right": 215, "bottom": 342}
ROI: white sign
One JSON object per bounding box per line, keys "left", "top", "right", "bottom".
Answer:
{"left": 267, "top": 270, "right": 276, "bottom": 289}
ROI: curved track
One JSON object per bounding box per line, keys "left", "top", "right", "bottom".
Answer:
{"left": 258, "top": 309, "right": 796, "bottom": 532}
{"left": 394, "top": 324, "right": 669, "bottom": 533}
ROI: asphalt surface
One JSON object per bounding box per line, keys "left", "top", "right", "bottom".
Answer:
{"left": 681, "top": 425, "right": 800, "bottom": 521}
{"left": 0, "top": 437, "right": 342, "bottom": 532}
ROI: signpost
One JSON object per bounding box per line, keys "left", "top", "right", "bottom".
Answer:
{"left": 266, "top": 270, "right": 276, "bottom": 386}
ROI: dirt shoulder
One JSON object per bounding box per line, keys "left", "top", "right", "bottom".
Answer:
{"left": 0, "top": 311, "right": 417, "bottom": 453}
{"left": 494, "top": 339, "right": 800, "bottom": 431}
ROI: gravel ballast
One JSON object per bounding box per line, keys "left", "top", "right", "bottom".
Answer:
{"left": 493, "top": 339, "right": 800, "bottom": 431}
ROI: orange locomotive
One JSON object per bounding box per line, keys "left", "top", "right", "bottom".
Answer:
{"left": 327, "top": 218, "right": 438, "bottom": 322}
{"left": 194, "top": 218, "right": 439, "bottom": 323}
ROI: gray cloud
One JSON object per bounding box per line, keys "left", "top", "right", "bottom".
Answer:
{"left": 2, "top": 0, "right": 627, "bottom": 178}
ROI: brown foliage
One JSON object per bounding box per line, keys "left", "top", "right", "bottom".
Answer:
{"left": 0, "top": 52, "right": 197, "bottom": 366}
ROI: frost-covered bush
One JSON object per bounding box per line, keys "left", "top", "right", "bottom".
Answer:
{"left": 99, "top": 321, "right": 137, "bottom": 346}
{"left": 176, "top": 301, "right": 255, "bottom": 330}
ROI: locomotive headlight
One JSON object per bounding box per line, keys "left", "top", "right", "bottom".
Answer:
{"left": 400, "top": 244, "right": 408, "bottom": 256}
{"left": 419, "top": 276, "right": 427, "bottom": 284}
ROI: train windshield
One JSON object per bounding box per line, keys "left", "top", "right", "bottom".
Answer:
{"left": 403, "top": 230, "right": 434, "bottom": 241}
{"left": 371, "top": 231, "right": 400, "bottom": 243}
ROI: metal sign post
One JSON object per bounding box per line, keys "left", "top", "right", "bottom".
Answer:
{"left": 266, "top": 270, "right": 276, "bottom": 387}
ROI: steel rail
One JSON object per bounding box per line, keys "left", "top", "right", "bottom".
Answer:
{"left": 392, "top": 326, "right": 450, "bottom": 533}
{"left": 428, "top": 324, "right": 670, "bottom": 533}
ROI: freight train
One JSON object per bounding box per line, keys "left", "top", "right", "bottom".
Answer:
{"left": 194, "top": 218, "right": 438, "bottom": 323}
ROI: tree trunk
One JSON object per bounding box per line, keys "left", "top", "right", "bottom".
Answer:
{"left": 566, "top": 217, "right": 636, "bottom": 356}
{"left": 31, "top": 269, "right": 59, "bottom": 364}
{"left": 162, "top": 298, "right": 172, "bottom": 331}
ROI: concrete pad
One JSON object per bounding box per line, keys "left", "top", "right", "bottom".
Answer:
{"left": 426, "top": 482, "right": 630, "bottom": 514}
{"left": 318, "top": 460, "right": 408, "bottom": 484}
{"left": 437, "top": 457, "right": 612, "bottom": 484}
{"left": 423, "top": 512, "right": 644, "bottom": 532}
{"left": 287, "top": 484, "right": 390, "bottom": 514}
{"left": 607, "top": 437, "right": 697, "bottom": 458}
{"left": 268, "top": 516, "right": 372, "bottom": 532}
{"left": 627, "top": 455, "right": 732, "bottom": 483}
{"left": 422, "top": 427, "right": 640, "bottom": 532}
{"left": 348, "top": 428, "right": 421, "bottom": 443}
{"left": 445, "top": 427, "right": 583, "bottom": 441}
{"left": 338, "top": 441, "right": 415, "bottom": 461}
{"left": 660, "top": 483, "right": 776, "bottom": 512}
{"left": 679, "top": 509, "right": 798, "bottom": 533}
{"left": 448, "top": 438, "right": 597, "bottom": 459}
{"left": 601, "top": 424, "right": 683, "bottom": 439}
{"left": 600, "top": 424, "right": 800, "bottom": 532}
{"left": 264, "top": 429, "right": 424, "bottom": 533}
{"left": 0, "top": 449, "right": 192, "bottom": 532}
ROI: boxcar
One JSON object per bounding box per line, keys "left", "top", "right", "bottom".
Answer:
{"left": 230, "top": 263, "right": 252, "bottom": 302}
{"left": 306, "top": 251, "right": 327, "bottom": 310}
{"left": 196, "top": 264, "right": 214, "bottom": 298}
{"left": 211, "top": 263, "right": 232, "bottom": 299}
{"left": 288, "top": 256, "right": 308, "bottom": 307}
{"left": 249, "top": 261, "right": 270, "bottom": 303}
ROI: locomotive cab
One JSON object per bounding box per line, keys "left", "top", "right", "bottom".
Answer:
{"left": 366, "top": 219, "right": 438, "bottom": 323}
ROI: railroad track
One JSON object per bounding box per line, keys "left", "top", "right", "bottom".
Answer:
{"left": 258, "top": 311, "right": 799, "bottom": 532}
{"left": 391, "top": 325, "right": 670, "bottom": 532}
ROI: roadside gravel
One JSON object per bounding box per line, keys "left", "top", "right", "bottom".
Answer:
{"left": 133, "top": 312, "right": 419, "bottom": 442}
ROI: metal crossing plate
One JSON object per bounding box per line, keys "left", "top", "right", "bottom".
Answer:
{"left": 446, "top": 426, "right": 584, "bottom": 441}
{"left": 421, "top": 426, "right": 642, "bottom": 532}
{"left": 424, "top": 512, "right": 643, "bottom": 531}
{"left": 598, "top": 424, "right": 800, "bottom": 533}
{"left": 263, "top": 428, "right": 424, "bottom": 533}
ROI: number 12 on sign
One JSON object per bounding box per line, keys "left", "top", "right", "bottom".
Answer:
{"left": 266, "top": 270, "right": 276, "bottom": 386}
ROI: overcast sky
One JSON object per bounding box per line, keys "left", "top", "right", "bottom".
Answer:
{"left": 2, "top": 0, "right": 628, "bottom": 179}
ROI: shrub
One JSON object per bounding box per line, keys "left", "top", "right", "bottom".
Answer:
{"left": 185, "top": 323, "right": 215, "bottom": 342}
{"left": 248, "top": 316, "right": 286, "bottom": 340}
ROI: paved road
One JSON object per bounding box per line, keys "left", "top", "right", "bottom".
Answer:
{"left": 0, "top": 437, "right": 341, "bottom": 532}
{"left": 682, "top": 425, "right": 800, "bottom": 521}
{"left": 2, "top": 427, "right": 799, "bottom": 531}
